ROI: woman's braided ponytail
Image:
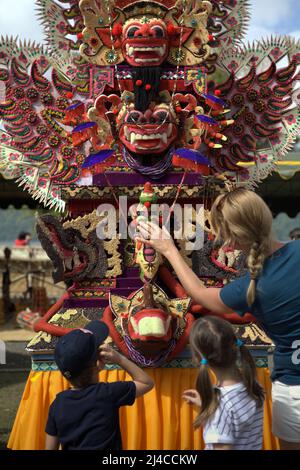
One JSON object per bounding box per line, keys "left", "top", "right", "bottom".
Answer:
{"left": 211, "top": 188, "right": 274, "bottom": 307}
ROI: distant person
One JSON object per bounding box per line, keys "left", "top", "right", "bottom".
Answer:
{"left": 14, "top": 232, "right": 32, "bottom": 247}
{"left": 289, "top": 228, "right": 300, "bottom": 241}
{"left": 45, "top": 321, "right": 154, "bottom": 450}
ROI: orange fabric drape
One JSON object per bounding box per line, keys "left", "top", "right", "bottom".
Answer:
{"left": 8, "top": 368, "right": 279, "bottom": 450}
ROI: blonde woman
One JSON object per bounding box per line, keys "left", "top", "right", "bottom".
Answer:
{"left": 137, "top": 188, "right": 300, "bottom": 450}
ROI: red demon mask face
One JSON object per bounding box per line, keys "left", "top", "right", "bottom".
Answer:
{"left": 119, "top": 103, "right": 178, "bottom": 154}
{"left": 122, "top": 18, "right": 169, "bottom": 66}
{"left": 103, "top": 284, "right": 193, "bottom": 367}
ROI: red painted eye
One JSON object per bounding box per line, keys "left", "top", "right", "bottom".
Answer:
{"left": 126, "top": 26, "right": 139, "bottom": 38}
{"left": 151, "top": 26, "right": 165, "bottom": 38}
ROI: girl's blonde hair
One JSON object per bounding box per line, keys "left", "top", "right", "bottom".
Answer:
{"left": 210, "top": 188, "right": 273, "bottom": 306}
{"left": 189, "top": 317, "right": 265, "bottom": 428}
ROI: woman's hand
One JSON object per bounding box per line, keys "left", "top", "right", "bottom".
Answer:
{"left": 182, "top": 389, "right": 201, "bottom": 407}
{"left": 136, "top": 223, "right": 228, "bottom": 315}
{"left": 136, "top": 221, "right": 176, "bottom": 259}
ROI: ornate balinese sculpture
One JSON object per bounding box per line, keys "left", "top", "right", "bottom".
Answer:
{"left": 103, "top": 282, "right": 193, "bottom": 366}
{"left": 1, "top": 0, "right": 297, "bottom": 366}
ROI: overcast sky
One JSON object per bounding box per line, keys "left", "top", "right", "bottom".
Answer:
{"left": 0, "top": 0, "right": 299, "bottom": 43}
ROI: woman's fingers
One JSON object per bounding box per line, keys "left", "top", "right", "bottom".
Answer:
{"left": 138, "top": 221, "right": 151, "bottom": 229}
{"left": 147, "top": 221, "right": 163, "bottom": 237}
{"left": 139, "top": 221, "right": 158, "bottom": 232}
{"left": 138, "top": 221, "right": 163, "bottom": 240}
{"left": 135, "top": 237, "right": 154, "bottom": 247}
{"left": 136, "top": 225, "right": 151, "bottom": 239}
{"left": 147, "top": 221, "right": 159, "bottom": 230}
{"left": 138, "top": 225, "right": 153, "bottom": 238}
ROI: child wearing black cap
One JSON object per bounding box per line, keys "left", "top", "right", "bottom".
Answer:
{"left": 45, "top": 320, "right": 154, "bottom": 450}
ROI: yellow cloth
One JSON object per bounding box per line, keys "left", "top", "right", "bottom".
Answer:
{"left": 8, "top": 368, "right": 279, "bottom": 450}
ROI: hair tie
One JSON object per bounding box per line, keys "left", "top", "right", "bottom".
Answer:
{"left": 200, "top": 358, "right": 208, "bottom": 366}
{"left": 236, "top": 339, "right": 243, "bottom": 348}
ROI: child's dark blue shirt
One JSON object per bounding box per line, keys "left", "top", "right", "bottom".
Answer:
{"left": 46, "top": 381, "right": 136, "bottom": 450}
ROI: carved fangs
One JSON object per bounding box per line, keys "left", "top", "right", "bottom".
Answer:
{"left": 124, "top": 123, "right": 173, "bottom": 145}
{"left": 125, "top": 44, "right": 167, "bottom": 62}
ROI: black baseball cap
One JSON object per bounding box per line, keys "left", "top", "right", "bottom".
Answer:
{"left": 55, "top": 320, "right": 109, "bottom": 379}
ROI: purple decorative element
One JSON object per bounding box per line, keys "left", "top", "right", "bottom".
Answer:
{"left": 173, "top": 148, "right": 209, "bottom": 166}
{"left": 124, "top": 335, "right": 176, "bottom": 368}
{"left": 66, "top": 102, "right": 83, "bottom": 111}
{"left": 202, "top": 93, "right": 226, "bottom": 107}
{"left": 196, "top": 114, "right": 217, "bottom": 125}
{"left": 93, "top": 171, "right": 203, "bottom": 186}
{"left": 110, "top": 287, "right": 144, "bottom": 296}
{"left": 82, "top": 149, "right": 115, "bottom": 168}
{"left": 124, "top": 268, "right": 140, "bottom": 277}
{"left": 115, "top": 277, "right": 143, "bottom": 288}
{"left": 72, "top": 122, "right": 97, "bottom": 133}
{"left": 64, "top": 299, "right": 109, "bottom": 308}
{"left": 122, "top": 147, "right": 173, "bottom": 180}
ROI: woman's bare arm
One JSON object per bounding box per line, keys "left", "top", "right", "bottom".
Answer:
{"left": 161, "top": 243, "right": 232, "bottom": 314}
{"left": 137, "top": 221, "right": 233, "bottom": 314}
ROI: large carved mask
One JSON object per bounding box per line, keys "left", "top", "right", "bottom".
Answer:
{"left": 118, "top": 101, "right": 178, "bottom": 154}
{"left": 122, "top": 18, "right": 170, "bottom": 67}
{"left": 87, "top": 92, "right": 179, "bottom": 177}
{"left": 103, "top": 283, "right": 193, "bottom": 367}
{"left": 86, "top": 89, "right": 200, "bottom": 177}
{"left": 79, "top": 1, "right": 212, "bottom": 67}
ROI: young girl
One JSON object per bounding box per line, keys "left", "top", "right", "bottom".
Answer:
{"left": 137, "top": 188, "right": 300, "bottom": 450}
{"left": 183, "top": 316, "right": 264, "bottom": 450}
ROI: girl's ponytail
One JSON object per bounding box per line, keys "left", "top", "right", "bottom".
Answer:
{"left": 239, "top": 343, "right": 264, "bottom": 407}
{"left": 194, "top": 361, "right": 220, "bottom": 429}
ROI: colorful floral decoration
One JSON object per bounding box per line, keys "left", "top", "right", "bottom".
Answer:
{"left": 1, "top": 1, "right": 299, "bottom": 205}
{"left": 207, "top": 36, "right": 300, "bottom": 184}
{"left": 0, "top": 0, "right": 297, "bottom": 366}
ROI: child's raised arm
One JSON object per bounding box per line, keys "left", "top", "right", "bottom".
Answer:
{"left": 99, "top": 345, "right": 154, "bottom": 397}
